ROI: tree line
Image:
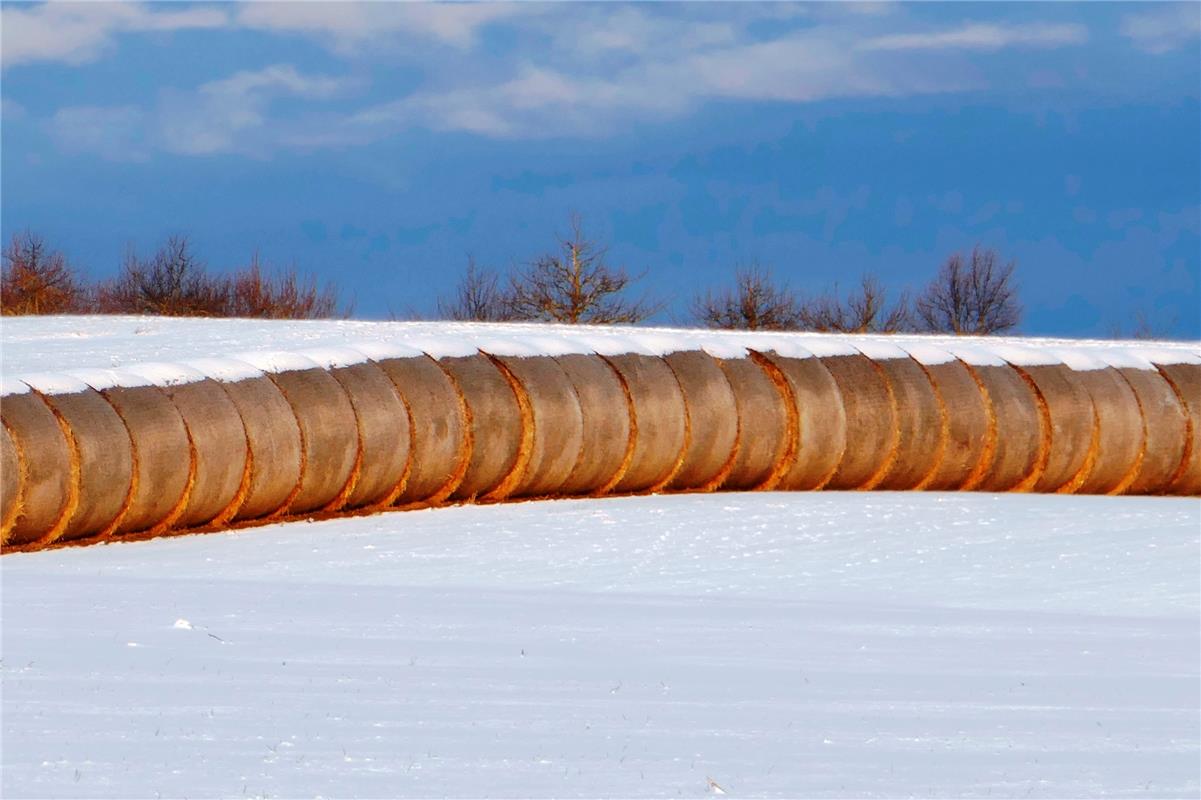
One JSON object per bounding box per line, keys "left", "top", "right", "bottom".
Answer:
{"left": 2, "top": 220, "right": 1021, "bottom": 335}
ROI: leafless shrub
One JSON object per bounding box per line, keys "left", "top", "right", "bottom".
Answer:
{"left": 915, "top": 245, "right": 1021, "bottom": 335}
{"left": 437, "top": 257, "right": 514, "bottom": 321}
{"left": 692, "top": 265, "right": 805, "bottom": 330}
{"left": 227, "top": 254, "right": 341, "bottom": 319}
{"left": 506, "top": 215, "right": 660, "bottom": 324}
{"left": 96, "top": 236, "right": 229, "bottom": 316}
{"left": 1, "top": 232, "right": 86, "bottom": 315}
{"left": 799, "top": 274, "right": 912, "bottom": 333}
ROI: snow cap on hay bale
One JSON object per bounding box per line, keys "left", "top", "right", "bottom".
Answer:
{"left": 603, "top": 353, "right": 688, "bottom": 494}
{"left": 553, "top": 353, "right": 632, "bottom": 495}
{"left": 819, "top": 353, "right": 898, "bottom": 490}
{"left": 374, "top": 355, "right": 468, "bottom": 505}
{"left": 1068, "top": 367, "right": 1144, "bottom": 495}
{"left": 96, "top": 384, "right": 192, "bottom": 536}
{"left": 157, "top": 378, "right": 249, "bottom": 529}
{"left": 661, "top": 350, "right": 738, "bottom": 492}
{"left": 756, "top": 350, "right": 847, "bottom": 491}
{"left": 440, "top": 353, "right": 525, "bottom": 502}
{"left": 217, "top": 374, "right": 303, "bottom": 522}
{"left": 1013, "top": 364, "right": 1096, "bottom": 493}
{"left": 1, "top": 423, "right": 20, "bottom": 539}
{"left": 1, "top": 392, "right": 72, "bottom": 546}
{"left": 31, "top": 386, "right": 133, "bottom": 543}
{"left": 487, "top": 354, "right": 584, "bottom": 499}
{"left": 1115, "top": 367, "right": 1187, "bottom": 495}
{"left": 968, "top": 364, "right": 1045, "bottom": 492}
{"left": 716, "top": 355, "right": 794, "bottom": 491}
{"left": 325, "top": 361, "right": 411, "bottom": 510}
{"left": 1154, "top": 361, "right": 1201, "bottom": 495}
{"left": 913, "top": 357, "right": 992, "bottom": 491}
{"left": 868, "top": 353, "right": 946, "bottom": 491}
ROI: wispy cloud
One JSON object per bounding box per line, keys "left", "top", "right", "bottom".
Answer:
{"left": 1120, "top": 3, "right": 1201, "bottom": 55}
{"left": 860, "top": 22, "right": 1088, "bottom": 52}
{"left": 1, "top": 2, "right": 227, "bottom": 69}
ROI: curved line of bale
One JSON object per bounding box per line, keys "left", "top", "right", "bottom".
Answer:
{"left": 1, "top": 341, "right": 1197, "bottom": 553}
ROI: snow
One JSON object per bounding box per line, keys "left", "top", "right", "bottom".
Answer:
{"left": 3, "top": 492, "right": 1199, "bottom": 798}
{"left": 2, "top": 317, "right": 1199, "bottom": 396}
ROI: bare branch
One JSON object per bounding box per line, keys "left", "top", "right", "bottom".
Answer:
{"left": 916, "top": 245, "right": 1021, "bottom": 335}
{"left": 692, "top": 264, "right": 805, "bottom": 330}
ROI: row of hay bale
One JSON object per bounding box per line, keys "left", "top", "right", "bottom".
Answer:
{"left": 1, "top": 343, "right": 1198, "bottom": 551}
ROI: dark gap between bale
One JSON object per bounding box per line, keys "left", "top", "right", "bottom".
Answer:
{"left": 329, "top": 362, "right": 411, "bottom": 509}
{"left": 662, "top": 350, "right": 739, "bottom": 492}
{"left": 440, "top": 354, "right": 524, "bottom": 501}
{"left": 872, "top": 357, "right": 946, "bottom": 491}
{"left": 717, "top": 356, "right": 791, "bottom": 491}
{"left": 602, "top": 354, "right": 689, "bottom": 494}
{"left": 820, "top": 354, "right": 897, "bottom": 490}
{"left": 220, "top": 376, "right": 304, "bottom": 521}
{"left": 1014, "top": 364, "right": 1096, "bottom": 493}
{"left": 1155, "top": 362, "right": 1201, "bottom": 495}
{"left": 163, "top": 379, "right": 250, "bottom": 528}
{"left": 554, "top": 354, "right": 632, "bottom": 496}
{"left": 1069, "top": 368, "right": 1144, "bottom": 495}
{"left": 1117, "top": 367, "right": 1187, "bottom": 495}
{"left": 757, "top": 351, "right": 847, "bottom": 491}
{"left": 919, "top": 359, "right": 991, "bottom": 491}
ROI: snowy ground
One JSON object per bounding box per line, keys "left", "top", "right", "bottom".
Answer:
{"left": 3, "top": 492, "right": 1199, "bottom": 799}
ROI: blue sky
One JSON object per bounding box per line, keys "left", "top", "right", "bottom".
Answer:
{"left": 2, "top": 1, "right": 1199, "bottom": 336}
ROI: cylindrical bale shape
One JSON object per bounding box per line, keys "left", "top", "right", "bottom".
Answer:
{"left": 1, "top": 392, "right": 72, "bottom": 546}
{"left": 820, "top": 354, "right": 897, "bottom": 490}
{"left": 375, "top": 356, "right": 468, "bottom": 504}
{"left": 1, "top": 423, "right": 19, "bottom": 538}
{"left": 873, "top": 357, "right": 945, "bottom": 491}
{"left": 554, "top": 354, "right": 631, "bottom": 495}
{"left": 163, "top": 379, "right": 249, "bottom": 528}
{"left": 221, "top": 376, "right": 303, "bottom": 521}
{"left": 920, "top": 359, "right": 991, "bottom": 491}
{"left": 1156, "top": 362, "right": 1201, "bottom": 495}
{"left": 1018, "top": 364, "right": 1095, "bottom": 493}
{"left": 41, "top": 389, "right": 133, "bottom": 542}
{"left": 269, "top": 368, "right": 361, "bottom": 515}
{"left": 758, "top": 352, "right": 847, "bottom": 491}
{"left": 491, "top": 355, "right": 584, "bottom": 498}
{"left": 662, "top": 350, "right": 738, "bottom": 492}
{"left": 1117, "top": 367, "right": 1187, "bottom": 495}
{"left": 604, "top": 354, "right": 688, "bottom": 494}
{"left": 1070, "top": 368, "right": 1144, "bottom": 495}
{"left": 970, "top": 364, "right": 1043, "bottom": 492}
{"left": 440, "top": 354, "right": 524, "bottom": 501}
{"left": 329, "top": 362, "right": 411, "bottom": 509}
{"left": 717, "top": 357, "right": 791, "bottom": 491}
{"left": 101, "top": 385, "right": 192, "bottom": 535}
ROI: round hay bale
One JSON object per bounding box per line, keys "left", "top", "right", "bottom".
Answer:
{"left": 873, "top": 356, "right": 945, "bottom": 491}
{"left": 1, "top": 422, "right": 20, "bottom": 540}
{"left": 661, "top": 350, "right": 738, "bottom": 492}
{"left": 1016, "top": 364, "right": 1096, "bottom": 493}
{"left": 819, "top": 354, "right": 897, "bottom": 490}
{"left": 220, "top": 376, "right": 303, "bottom": 522}
{"left": 917, "top": 358, "right": 992, "bottom": 491}
{"left": 554, "top": 353, "right": 632, "bottom": 495}
{"left": 717, "top": 356, "right": 793, "bottom": 491}
{"left": 440, "top": 354, "right": 525, "bottom": 502}
{"left": 268, "top": 367, "right": 362, "bottom": 515}
{"left": 100, "top": 385, "right": 193, "bottom": 535}
{"left": 375, "top": 355, "right": 468, "bottom": 505}
{"left": 603, "top": 354, "right": 689, "bottom": 494}
{"left": 969, "top": 364, "right": 1044, "bottom": 492}
{"left": 756, "top": 351, "right": 847, "bottom": 491}
{"left": 39, "top": 389, "right": 133, "bottom": 543}
{"left": 1116, "top": 367, "right": 1187, "bottom": 495}
{"left": 1, "top": 392, "right": 72, "bottom": 546}
{"left": 489, "top": 354, "right": 584, "bottom": 499}
{"left": 161, "top": 379, "right": 249, "bottom": 529}
{"left": 1069, "top": 368, "right": 1144, "bottom": 495}
{"left": 1155, "top": 362, "right": 1201, "bottom": 495}
{"left": 329, "top": 362, "right": 411, "bottom": 510}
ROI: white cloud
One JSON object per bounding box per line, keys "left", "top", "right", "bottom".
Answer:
{"left": 49, "top": 105, "right": 150, "bottom": 161}
{"left": 861, "top": 22, "right": 1088, "bottom": 52}
{"left": 1, "top": 2, "right": 226, "bottom": 68}
{"left": 1120, "top": 4, "right": 1201, "bottom": 55}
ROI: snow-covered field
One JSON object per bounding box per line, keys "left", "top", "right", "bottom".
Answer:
{"left": 2, "top": 317, "right": 1200, "bottom": 798}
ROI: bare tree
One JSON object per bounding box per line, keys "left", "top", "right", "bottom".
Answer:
{"left": 1, "top": 232, "right": 86, "bottom": 315}
{"left": 916, "top": 246, "right": 1021, "bottom": 335}
{"left": 437, "top": 257, "right": 514, "bottom": 321}
{"left": 506, "top": 215, "right": 659, "bottom": 324}
{"left": 693, "top": 265, "right": 805, "bottom": 330}
{"left": 227, "top": 254, "right": 342, "bottom": 319}
{"left": 799, "top": 274, "right": 912, "bottom": 333}
{"left": 96, "top": 236, "right": 229, "bottom": 316}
